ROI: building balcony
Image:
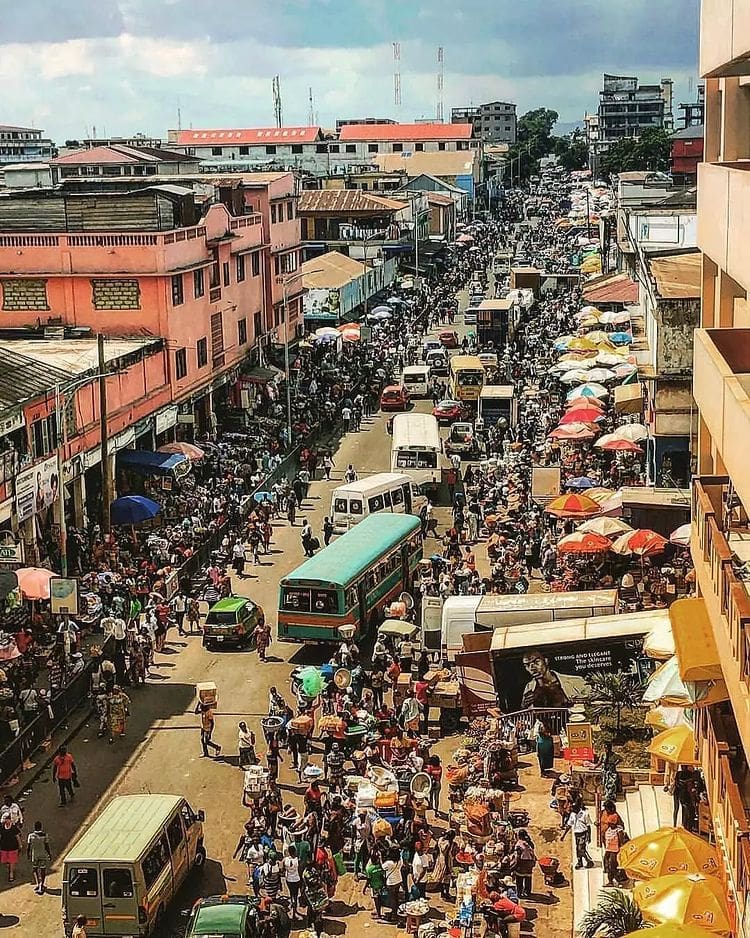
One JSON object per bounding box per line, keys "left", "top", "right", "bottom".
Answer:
{"left": 693, "top": 328, "right": 750, "bottom": 512}
{"left": 695, "top": 703, "right": 750, "bottom": 920}
{"left": 700, "top": 0, "right": 750, "bottom": 77}
{"left": 692, "top": 475, "right": 750, "bottom": 684}
{"left": 696, "top": 163, "right": 750, "bottom": 283}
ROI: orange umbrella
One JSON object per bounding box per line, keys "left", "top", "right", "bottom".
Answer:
{"left": 612, "top": 528, "right": 669, "bottom": 557}
{"left": 158, "top": 442, "right": 205, "bottom": 460}
{"left": 634, "top": 873, "right": 730, "bottom": 933}
{"left": 557, "top": 532, "right": 611, "bottom": 554}
{"left": 601, "top": 438, "right": 643, "bottom": 453}
{"left": 559, "top": 406, "right": 606, "bottom": 425}
{"left": 548, "top": 424, "right": 596, "bottom": 441}
{"left": 15, "top": 567, "right": 54, "bottom": 600}
{"left": 619, "top": 827, "right": 721, "bottom": 880}
{"left": 545, "top": 493, "right": 600, "bottom": 518}
{"left": 566, "top": 396, "right": 606, "bottom": 411}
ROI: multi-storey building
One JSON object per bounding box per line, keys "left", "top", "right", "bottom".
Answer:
{"left": 337, "top": 122, "right": 477, "bottom": 161}
{"left": 597, "top": 74, "right": 674, "bottom": 143}
{"left": 451, "top": 102, "right": 517, "bottom": 144}
{"left": 688, "top": 3, "right": 750, "bottom": 928}
{"left": 50, "top": 145, "right": 201, "bottom": 181}
{"left": 0, "top": 124, "right": 56, "bottom": 165}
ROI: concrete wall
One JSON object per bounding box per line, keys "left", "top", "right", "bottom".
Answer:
{"left": 657, "top": 297, "right": 701, "bottom": 374}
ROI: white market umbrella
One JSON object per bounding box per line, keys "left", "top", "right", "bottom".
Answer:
{"left": 612, "top": 423, "right": 649, "bottom": 443}
{"left": 578, "top": 516, "right": 633, "bottom": 538}
{"left": 559, "top": 369, "right": 594, "bottom": 385}
{"left": 670, "top": 523, "right": 692, "bottom": 547}
{"left": 583, "top": 367, "right": 616, "bottom": 383}
{"left": 368, "top": 309, "right": 392, "bottom": 321}
{"left": 596, "top": 351, "right": 628, "bottom": 366}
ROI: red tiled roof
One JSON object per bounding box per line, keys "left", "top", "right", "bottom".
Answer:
{"left": 582, "top": 272, "right": 639, "bottom": 304}
{"left": 175, "top": 127, "right": 322, "bottom": 146}
{"left": 339, "top": 122, "right": 473, "bottom": 142}
{"left": 297, "top": 190, "right": 407, "bottom": 214}
{"left": 52, "top": 145, "right": 190, "bottom": 165}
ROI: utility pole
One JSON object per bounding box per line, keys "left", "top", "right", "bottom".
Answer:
{"left": 393, "top": 42, "right": 402, "bottom": 113}
{"left": 98, "top": 334, "right": 111, "bottom": 533}
{"left": 436, "top": 47, "right": 444, "bottom": 122}
{"left": 272, "top": 76, "right": 283, "bottom": 128}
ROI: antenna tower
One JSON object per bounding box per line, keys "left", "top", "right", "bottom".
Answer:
{"left": 308, "top": 87, "right": 315, "bottom": 126}
{"left": 272, "top": 76, "right": 283, "bottom": 128}
{"left": 437, "top": 46, "right": 444, "bottom": 122}
{"left": 393, "top": 41, "right": 401, "bottom": 110}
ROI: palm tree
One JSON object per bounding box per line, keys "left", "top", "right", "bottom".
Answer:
{"left": 587, "top": 670, "right": 643, "bottom": 734}
{"left": 578, "top": 888, "right": 647, "bottom": 938}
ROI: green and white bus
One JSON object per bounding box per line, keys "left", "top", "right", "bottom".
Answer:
{"left": 277, "top": 513, "right": 422, "bottom": 643}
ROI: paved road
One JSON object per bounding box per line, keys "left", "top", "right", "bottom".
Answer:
{"left": 5, "top": 307, "right": 477, "bottom": 935}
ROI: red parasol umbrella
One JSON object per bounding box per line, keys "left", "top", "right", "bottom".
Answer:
{"left": 15, "top": 566, "right": 55, "bottom": 600}
{"left": 611, "top": 529, "right": 669, "bottom": 557}
{"left": 545, "top": 493, "right": 601, "bottom": 518}
{"left": 600, "top": 438, "right": 643, "bottom": 453}
{"left": 566, "top": 396, "right": 606, "bottom": 411}
{"left": 548, "top": 424, "right": 596, "bottom": 441}
{"left": 559, "top": 407, "right": 605, "bottom": 425}
{"left": 158, "top": 442, "right": 205, "bottom": 460}
{"left": 557, "top": 532, "right": 611, "bottom": 554}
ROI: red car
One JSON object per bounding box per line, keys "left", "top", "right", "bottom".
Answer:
{"left": 439, "top": 330, "right": 459, "bottom": 349}
{"left": 432, "top": 399, "right": 464, "bottom": 424}
{"left": 380, "top": 384, "right": 410, "bottom": 411}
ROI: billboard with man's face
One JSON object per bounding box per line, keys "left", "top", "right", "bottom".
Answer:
{"left": 15, "top": 455, "right": 60, "bottom": 523}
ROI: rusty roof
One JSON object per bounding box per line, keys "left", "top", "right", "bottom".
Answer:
{"left": 582, "top": 272, "right": 640, "bottom": 305}
{"left": 339, "top": 122, "right": 473, "bottom": 141}
{"left": 297, "top": 190, "right": 408, "bottom": 215}
{"left": 649, "top": 251, "right": 701, "bottom": 299}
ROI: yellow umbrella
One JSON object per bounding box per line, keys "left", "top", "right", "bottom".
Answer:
{"left": 625, "top": 924, "right": 722, "bottom": 938}
{"left": 645, "top": 706, "right": 691, "bottom": 731}
{"left": 619, "top": 827, "right": 721, "bottom": 880}
{"left": 567, "top": 336, "right": 601, "bottom": 351}
{"left": 647, "top": 724, "right": 698, "bottom": 765}
{"left": 634, "top": 874, "right": 731, "bottom": 934}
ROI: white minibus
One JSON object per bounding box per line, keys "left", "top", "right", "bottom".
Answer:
{"left": 401, "top": 365, "right": 430, "bottom": 399}
{"left": 390, "top": 412, "right": 442, "bottom": 486}
{"left": 330, "top": 472, "right": 426, "bottom": 534}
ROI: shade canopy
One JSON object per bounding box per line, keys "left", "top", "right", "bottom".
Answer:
{"left": 578, "top": 516, "right": 633, "bottom": 538}
{"left": 157, "top": 442, "right": 205, "bottom": 461}
{"left": 557, "top": 531, "right": 611, "bottom": 554}
{"left": 670, "top": 523, "right": 692, "bottom": 547}
{"left": 567, "top": 383, "right": 609, "bottom": 400}
{"left": 647, "top": 724, "right": 698, "bottom": 765}
{"left": 545, "top": 493, "right": 601, "bottom": 518}
{"left": 110, "top": 495, "right": 161, "bottom": 526}
{"left": 548, "top": 424, "right": 597, "bottom": 442}
{"left": 566, "top": 476, "right": 598, "bottom": 490}
{"left": 15, "top": 566, "right": 54, "bottom": 601}
{"left": 619, "top": 828, "right": 720, "bottom": 881}
{"left": 611, "top": 529, "right": 668, "bottom": 557}
{"left": 633, "top": 873, "right": 731, "bottom": 934}
{"left": 117, "top": 449, "right": 189, "bottom": 478}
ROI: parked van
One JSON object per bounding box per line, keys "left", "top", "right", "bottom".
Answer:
{"left": 331, "top": 472, "right": 426, "bottom": 534}
{"left": 478, "top": 385, "right": 517, "bottom": 427}
{"left": 421, "top": 338, "right": 442, "bottom": 361}
{"left": 62, "top": 793, "right": 205, "bottom": 937}
{"left": 401, "top": 365, "right": 430, "bottom": 399}
{"left": 203, "top": 596, "right": 264, "bottom": 649}
{"left": 441, "top": 589, "right": 619, "bottom": 660}
{"left": 425, "top": 348, "right": 449, "bottom": 376}
{"left": 463, "top": 305, "right": 481, "bottom": 326}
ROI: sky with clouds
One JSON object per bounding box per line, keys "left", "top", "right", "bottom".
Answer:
{"left": 0, "top": 0, "right": 700, "bottom": 141}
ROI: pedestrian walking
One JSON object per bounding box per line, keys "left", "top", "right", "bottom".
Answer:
{"left": 253, "top": 619, "right": 271, "bottom": 662}
{"left": 186, "top": 597, "right": 201, "bottom": 634}
{"left": 301, "top": 518, "right": 315, "bottom": 557}
{"left": 195, "top": 700, "right": 221, "bottom": 758}
{"left": 27, "top": 820, "right": 52, "bottom": 894}
{"left": 106, "top": 685, "right": 130, "bottom": 744}
{"left": 71, "top": 915, "right": 88, "bottom": 938}
{"left": 232, "top": 539, "right": 246, "bottom": 577}
{"left": 0, "top": 815, "right": 21, "bottom": 882}
{"left": 323, "top": 516, "right": 334, "bottom": 546}
{"left": 345, "top": 464, "right": 357, "bottom": 483}
{"left": 52, "top": 745, "right": 77, "bottom": 807}
{"left": 322, "top": 453, "right": 334, "bottom": 480}
{"left": 172, "top": 592, "right": 187, "bottom": 636}
{"left": 237, "top": 721, "right": 257, "bottom": 768}
{"left": 561, "top": 800, "right": 595, "bottom": 868}
{"left": 1, "top": 795, "right": 22, "bottom": 830}
{"left": 283, "top": 844, "right": 301, "bottom": 918}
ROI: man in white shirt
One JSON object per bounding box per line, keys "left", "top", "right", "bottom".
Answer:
{"left": 1, "top": 795, "right": 22, "bottom": 829}
{"left": 412, "top": 842, "right": 427, "bottom": 897}
{"left": 561, "top": 801, "right": 594, "bottom": 868}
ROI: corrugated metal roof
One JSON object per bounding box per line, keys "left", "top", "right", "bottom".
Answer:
{"left": 301, "top": 250, "right": 366, "bottom": 289}
{"left": 374, "top": 151, "right": 477, "bottom": 178}
{"left": 52, "top": 145, "right": 194, "bottom": 166}
{"left": 297, "top": 190, "right": 407, "bottom": 214}
{"left": 0, "top": 347, "right": 73, "bottom": 412}
{"left": 582, "top": 272, "right": 639, "bottom": 304}
{"left": 64, "top": 795, "right": 184, "bottom": 862}
{"left": 339, "top": 122, "right": 473, "bottom": 141}
{"left": 176, "top": 127, "right": 322, "bottom": 145}
{"left": 649, "top": 251, "right": 702, "bottom": 299}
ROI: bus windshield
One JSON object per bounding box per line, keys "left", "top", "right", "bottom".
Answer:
{"left": 457, "top": 370, "right": 484, "bottom": 386}
{"left": 396, "top": 450, "right": 438, "bottom": 469}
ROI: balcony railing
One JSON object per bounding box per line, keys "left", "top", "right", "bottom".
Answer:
{"left": 693, "top": 476, "right": 750, "bottom": 679}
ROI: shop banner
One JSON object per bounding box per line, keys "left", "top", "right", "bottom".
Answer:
{"left": 15, "top": 454, "right": 60, "bottom": 523}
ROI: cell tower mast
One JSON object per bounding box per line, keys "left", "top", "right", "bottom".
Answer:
{"left": 308, "top": 87, "right": 315, "bottom": 126}
{"left": 272, "top": 75, "right": 283, "bottom": 128}
{"left": 393, "top": 41, "right": 401, "bottom": 112}
{"left": 437, "top": 46, "right": 444, "bottom": 122}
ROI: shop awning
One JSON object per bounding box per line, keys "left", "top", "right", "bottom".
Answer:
{"left": 670, "top": 597, "right": 723, "bottom": 682}
{"left": 117, "top": 449, "right": 189, "bottom": 477}
{"left": 614, "top": 383, "right": 643, "bottom": 414}
{"left": 243, "top": 366, "right": 282, "bottom": 385}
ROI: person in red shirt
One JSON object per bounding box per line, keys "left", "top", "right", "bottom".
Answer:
{"left": 426, "top": 755, "right": 443, "bottom": 816}
{"left": 52, "top": 745, "right": 77, "bottom": 806}
{"left": 14, "top": 629, "right": 33, "bottom": 656}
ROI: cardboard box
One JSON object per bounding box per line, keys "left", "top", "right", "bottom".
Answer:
{"left": 196, "top": 682, "right": 217, "bottom": 707}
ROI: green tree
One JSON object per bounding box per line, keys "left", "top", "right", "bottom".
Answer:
{"left": 600, "top": 127, "right": 672, "bottom": 177}
{"left": 587, "top": 670, "right": 643, "bottom": 734}
{"left": 579, "top": 889, "right": 646, "bottom": 938}
{"left": 552, "top": 130, "right": 589, "bottom": 171}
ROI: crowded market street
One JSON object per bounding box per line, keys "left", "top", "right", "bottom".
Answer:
{"left": 0, "top": 177, "right": 707, "bottom": 938}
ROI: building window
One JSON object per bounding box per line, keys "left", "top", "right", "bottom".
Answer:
{"left": 291, "top": 144, "right": 303, "bottom": 154}
{"left": 209, "top": 249, "right": 220, "bottom": 289}
{"left": 329, "top": 144, "right": 340, "bottom": 154}
{"left": 266, "top": 145, "right": 277, "bottom": 155}
{"left": 90, "top": 278, "right": 141, "bottom": 310}
{"left": 239, "top": 146, "right": 249, "bottom": 156}
{"left": 196, "top": 337, "right": 208, "bottom": 368}
{"left": 171, "top": 274, "right": 184, "bottom": 306}
{"left": 316, "top": 143, "right": 328, "bottom": 154}
{"left": 271, "top": 204, "right": 277, "bottom": 224}
{"left": 274, "top": 255, "right": 280, "bottom": 276}
{"left": 211, "top": 311, "right": 224, "bottom": 366}
{"left": 222, "top": 261, "right": 230, "bottom": 287}
{"left": 438, "top": 142, "right": 446, "bottom": 151}
{"left": 1, "top": 278, "right": 49, "bottom": 311}
{"left": 252, "top": 252, "right": 260, "bottom": 277}
{"left": 254, "top": 310, "right": 262, "bottom": 339}
{"left": 392, "top": 143, "right": 403, "bottom": 152}
{"left": 211, "top": 147, "right": 222, "bottom": 156}
{"left": 415, "top": 143, "right": 424, "bottom": 152}
{"left": 175, "top": 348, "right": 187, "bottom": 379}
{"left": 238, "top": 317, "right": 247, "bottom": 345}
{"left": 193, "top": 268, "right": 204, "bottom": 299}
{"left": 287, "top": 201, "right": 294, "bottom": 221}
{"left": 345, "top": 144, "right": 356, "bottom": 153}
{"left": 368, "top": 143, "right": 379, "bottom": 153}
{"left": 457, "top": 141, "right": 469, "bottom": 150}
{"left": 236, "top": 254, "right": 245, "bottom": 282}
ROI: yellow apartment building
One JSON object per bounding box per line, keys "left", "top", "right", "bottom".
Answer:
{"left": 691, "top": 1, "right": 750, "bottom": 931}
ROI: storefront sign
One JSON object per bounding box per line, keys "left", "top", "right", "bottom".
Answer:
{"left": 164, "top": 570, "right": 179, "bottom": 600}
{"left": 50, "top": 576, "right": 79, "bottom": 616}
{"left": 564, "top": 722, "right": 594, "bottom": 763}
{"left": 155, "top": 406, "right": 178, "bottom": 436}
{"left": 0, "top": 412, "right": 23, "bottom": 437}
{"left": 0, "top": 532, "right": 23, "bottom": 564}
{"left": 15, "top": 454, "right": 60, "bottom": 523}
{"left": 112, "top": 427, "right": 136, "bottom": 452}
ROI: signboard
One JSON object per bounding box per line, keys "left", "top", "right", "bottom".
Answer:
{"left": 564, "top": 722, "right": 594, "bottom": 763}
{"left": 15, "top": 454, "right": 60, "bottom": 523}
{"left": 155, "top": 406, "right": 178, "bottom": 436}
{"left": 50, "top": 577, "right": 79, "bottom": 616}
{"left": 0, "top": 532, "right": 22, "bottom": 564}
{"left": 531, "top": 466, "right": 561, "bottom": 505}
{"left": 164, "top": 570, "right": 179, "bottom": 600}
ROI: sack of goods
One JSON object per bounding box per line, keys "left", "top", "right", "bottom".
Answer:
{"left": 290, "top": 714, "right": 314, "bottom": 736}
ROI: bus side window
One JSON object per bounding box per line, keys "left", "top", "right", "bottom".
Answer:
{"left": 391, "top": 487, "right": 403, "bottom": 507}
{"left": 142, "top": 834, "right": 171, "bottom": 890}
{"left": 167, "top": 813, "right": 185, "bottom": 852}
{"left": 383, "top": 491, "right": 392, "bottom": 508}
{"left": 350, "top": 499, "right": 363, "bottom": 515}
{"left": 369, "top": 494, "right": 384, "bottom": 512}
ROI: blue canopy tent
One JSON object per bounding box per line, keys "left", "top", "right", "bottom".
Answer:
{"left": 116, "top": 450, "right": 190, "bottom": 480}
